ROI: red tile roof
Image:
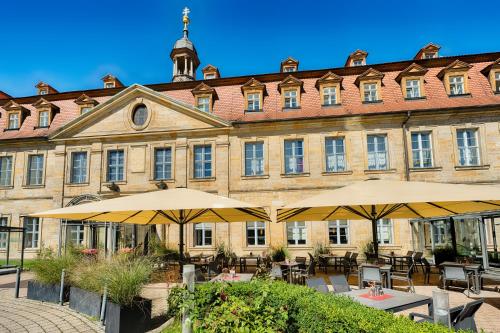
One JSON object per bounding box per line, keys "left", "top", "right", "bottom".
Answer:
{"left": 1, "top": 52, "right": 500, "bottom": 140}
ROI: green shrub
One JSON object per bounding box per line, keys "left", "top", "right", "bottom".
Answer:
{"left": 168, "top": 280, "right": 458, "bottom": 333}
{"left": 30, "top": 252, "right": 77, "bottom": 285}
{"left": 312, "top": 242, "right": 330, "bottom": 261}
{"left": 433, "top": 246, "right": 456, "bottom": 266}
{"left": 70, "top": 258, "right": 107, "bottom": 294}
{"left": 269, "top": 245, "right": 289, "bottom": 262}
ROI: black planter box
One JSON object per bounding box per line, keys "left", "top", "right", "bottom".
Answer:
{"left": 105, "top": 298, "right": 152, "bottom": 333}
{"left": 69, "top": 286, "right": 102, "bottom": 318}
{"left": 27, "top": 280, "right": 70, "bottom": 304}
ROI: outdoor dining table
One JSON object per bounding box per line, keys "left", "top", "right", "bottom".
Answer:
{"left": 343, "top": 288, "right": 432, "bottom": 313}
{"left": 358, "top": 263, "right": 392, "bottom": 289}
{"left": 279, "top": 261, "right": 299, "bottom": 283}
{"left": 210, "top": 273, "right": 254, "bottom": 282}
{"left": 239, "top": 255, "right": 261, "bottom": 272}
{"left": 439, "top": 261, "right": 482, "bottom": 294}
{"left": 379, "top": 253, "right": 412, "bottom": 268}
{"left": 319, "top": 254, "right": 344, "bottom": 272}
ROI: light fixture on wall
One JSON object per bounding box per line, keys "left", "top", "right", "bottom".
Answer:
{"left": 105, "top": 182, "right": 120, "bottom": 192}
{"left": 155, "top": 181, "right": 168, "bottom": 190}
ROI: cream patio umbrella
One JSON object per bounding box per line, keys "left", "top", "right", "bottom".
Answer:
{"left": 277, "top": 179, "right": 500, "bottom": 255}
{"left": 31, "top": 188, "right": 271, "bottom": 261}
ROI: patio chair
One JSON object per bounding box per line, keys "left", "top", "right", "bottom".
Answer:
{"left": 295, "top": 256, "right": 307, "bottom": 270}
{"left": 329, "top": 275, "right": 351, "bottom": 293}
{"left": 207, "top": 260, "right": 222, "bottom": 278}
{"left": 340, "top": 251, "right": 352, "bottom": 271}
{"left": 409, "top": 299, "right": 483, "bottom": 332}
{"left": 296, "top": 257, "right": 317, "bottom": 285}
{"left": 412, "top": 252, "right": 424, "bottom": 272}
{"left": 318, "top": 254, "right": 329, "bottom": 273}
{"left": 195, "top": 269, "right": 207, "bottom": 283}
{"left": 442, "top": 265, "right": 473, "bottom": 297}
{"left": 349, "top": 252, "right": 359, "bottom": 270}
{"left": 343, "top": 256, "right": 358, "bottom": 279}
{"left": 391, "top": 260, "right": 415, "bottom": 292}
{"left": 305, "top": 277, "right": 329, "bottom": 294}
{"left": 360, "top": 265, "right": 383, "bottom": 288}
{"left": 395, "top": 250, "right": 414, "bottom": 269}
{"left": 422, "top": 257, "right": 440, "bottom": 285}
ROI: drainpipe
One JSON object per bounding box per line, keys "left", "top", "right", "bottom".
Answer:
{"left": 401, "top": 111, "right": 412, "bottom": 181}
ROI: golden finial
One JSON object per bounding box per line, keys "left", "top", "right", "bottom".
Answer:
{"left": 182, "top": 7, "right": 190, "bottom": 35}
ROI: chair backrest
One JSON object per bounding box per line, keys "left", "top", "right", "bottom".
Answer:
{"left": 344, "top": 251, "right": 352, "bottom": 259}
{"left": 443, "top": 265, "right": 467, "bottom": 281}
{"left": 295, "top": 256, "right": 307, "bottom": 264}
{"left": 208, "top": 260, "right": 222, "bottom": 275}
{"left": 452, "top": 299, "right": 483, "bottom": 331}
{"left": 195, "top": 269, "right": 206, "bottom": 282}
{"left": 306, "top": 277, "right": 328, "bottom": 293}
{"left": 413, "top": 252, "right": 423, "bottom": 260}
{"left": 308, "top": 252, "right": 315, "bottom": 264}
{"left": 350, "top": 253, "right": 358, "bottom": 261}
{"left": 329, "top": 275, "right": 351, "bottom": 293}
{"left": 361, "top": 266, "right": 382, "bottom": 283}
{"left": 307, "top": 258, "right": 316, "bottom": 275}
{"left": 406, "top": 250, "right": 414, "bottom": 256}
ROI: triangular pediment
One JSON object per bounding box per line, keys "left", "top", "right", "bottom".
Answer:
{"left": 315, "top": 71, "right": 343, "bottom": 89}
{"left": 2, "top": 100, "right": 23, "bottom": 112}
{"left": 395, "top": 63, "right": 428, "bottom": 82}
{"left": 202, "top": 64, "right": 218, "bottom": 73}
{"left": 480, "top": 58, "right": 500, "bottom": 77}
{"left": 241, "top": 78, "right": 267, "bottom": 95}
{"left": 278, "top": 75, "right": 303, "bottom": 91}
{"left": 74, "top": 93, "right": 99, "bottom": 106}
{"left": 50, "top": 84, "right": 230, "bottom": 140}
{"left": 437, "top": 59, "right": 472, "bottom": 78}
{"left": 354, "top": 68, "right": 384, "bottom": 86}
{"left": 191, "top": 83, "right": 216, "bottom": 95}
{"left": 32, "top": 98, "right": 58, "bottom": 110}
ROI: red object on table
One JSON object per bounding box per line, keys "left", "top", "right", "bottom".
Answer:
{"left": 359, "top": 293, "right": 394, "bottom": 301}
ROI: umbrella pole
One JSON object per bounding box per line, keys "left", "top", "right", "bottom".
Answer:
{"left": 179, "top": 222, "right": 184, "bottom": 263}
{"left": 371, "top": 218, "right": 379, "bottom": 257}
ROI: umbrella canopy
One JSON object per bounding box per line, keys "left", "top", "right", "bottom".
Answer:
{"left": 32, "top": 188, "right": 270, "bottom": 260}
{"left": 277, "top": 179, "right": 500, "bottom": 255}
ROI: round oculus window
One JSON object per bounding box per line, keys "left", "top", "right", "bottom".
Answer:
{"left": 132, "top": 104, "right": 148, "bottom": 126}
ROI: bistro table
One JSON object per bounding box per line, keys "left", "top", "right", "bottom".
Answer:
{"left": 343, "top": 288, "right": 432, "bottom": 313}
{"left": 358, "top": 263, "right": 392, "bottom": 289}
{"left": 279, "top": 261, "right": 299, "bottom": 283}
{"left": 210, "top": 273, "right": 254, "bottom": 282}
{"left": 439, "top": 261, "right": 482, "bottom": 294}
{"left": 239, "top": 255, "right": 261, "bottom": 272}
{"left": 380, "top": 253, "right": 412, "bottom": 268}
{"left": 319, "top": 254, "right": 344, "bottom": 272}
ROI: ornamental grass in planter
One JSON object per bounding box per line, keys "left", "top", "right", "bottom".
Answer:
{"left": 28, "top": 250, "right": 76, "bottom": 304}
{"left": 69, "top": 257, "right": 106, "bottom": 318}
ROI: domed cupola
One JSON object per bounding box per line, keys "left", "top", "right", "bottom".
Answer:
{"left": 170, "top": 7, "right": 200, "bottom": 82}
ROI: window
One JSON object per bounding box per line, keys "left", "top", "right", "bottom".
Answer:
{"left": 205, "top": 73, "right": 216, "bottom": 79}
{"left": 287, "top": 221, "right": 306, "bottom": 245}
{"left": 449, "top": 75, "right": 465, "bottom": 95}
{"left": 24, "top": 217, "right": 40, "bottom": 248}
{"left": 197, "top": 97, "right": 210, "bottom": 113}
{"left": 107, "top": 150, "right": 124, "bottom": 182}
{"left": 246, "top": 221, "right": 265, "bottom": 246}
{"left": 495, "top": 72, "right": 500, "bottom": 92}
{"left": 377, "top": 219, "right": 392, "bottom": 245}
{"left": 284, "top": 140, "right": 304, "bottom": 174}
{"left": 70, "top": 152, "right": 87, "bottom": 184}
{"left": 8, "top": 113, "right": 19, "bottom": 129}
{"left": 423, "top": 52, "right": 436, "bottom": 59}
{"left": 283, "top": 66, "right": 296, "bottom": 72}
{"left": 40, "top": 90, "right": 48, "bottom": 95}
{"left": 432, "top": 221, "right": 451, "bottom": 246}
{"left": 0, "top": 156, "right": 13, "bottom": 186}
{"left": 284, "top": 90, "right": 298, "bottom": 108}
{"left": 194, "top": 223, "right": 212, "bottom": 246}
{"left": 154, "top": 148, "right": 172, "bottom": 180}
{"left": 132, "top": 104, "right": 148, "bottom": 126}
{"left": 457, "top": 129, "right": 480, "bottom": 166}
{"left": 27, "top": 154, "right": 44, "bottom": 186}
{"left": 39, "top": 111, "right": 49, "bottom": 127}
{"left": 352, "top": 59, "right": 363, "bottom": 66}
{"left": 367, "top": 135, "right": 388, "bottom": 170}
{"left": 323, "top": 86, "right": 337, "bottom": 105}
{"left": 247, "top": 93, "right": 261, "bottom": 111}
{"left": 405, "top": 79, "right": 421, "bottom": 98}
{"left": 411, "top": 132, "right": 433, "bottom": 168}
{"left": 194, "top": 145, "right": 212, "bottom": 178}
{"left": 105, "top": 82, "right": 115, "bottom": 88}
{"left": 325, "top": 137, "right": 346, "bottom": 172}
{"left": 328, "top": 220, "right": 349, "bottom": 244}
{"left": 67, "top": 225, "right": 84, "bottom": 246}
{"left": 244, "top": 142, "right": 264, "bottom": 176}
{"left": 0, "top": 217, "right": 7, "bottom": 249}
{"left": 363, "top": 83, "right": 378, "bottom": 102}
{"left": 81, "top": 107, "right": 92, "bottom": 114}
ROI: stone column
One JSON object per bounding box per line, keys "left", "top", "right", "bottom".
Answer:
{"left": 173, "top": 58, "right": 177, "bottom": 77}
{"left": 184, "top": 57, "right": 188, "bottom": 75}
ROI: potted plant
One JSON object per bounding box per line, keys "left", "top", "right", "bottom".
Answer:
{"left": 27, "top": 251, "right": 75, "bottom": 304}
{"left": 433, "top": 246, "right": 456, "bottom": 266}
{"left": 270, "top": 245, "right": 289, "bottom": 263}
{"left": 69, "top": 258, "right": 105, "bottom": 318}
{"left": 104, "top": 256, "right": 153, "bottom": 333}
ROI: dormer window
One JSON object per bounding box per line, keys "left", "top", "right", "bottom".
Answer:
{"left": 396, "top": 63, "right": 428, "bottom": 100}
{"left": 39, "top": 111, "right": 49, "bottom": 127}
{"left": 323, "top": 86, "right": 337, "bottom": 105}
{"left": 278, "top": 75, "right": 303, "bottom": 109}
{"left": 35, "top": 82, "right": 58, "bottom": 96}
{"left": 202, "top": 65, "right": 220, "bottom": 80}
{"left": 40, "top": 90, "right": 48, "bottom": 95}
{"left": 74, "top": 93, "right": 98, "bottom": 115}
{"left": 495, "top": 72, "right": 500, "bottom": 93}
{"left": 355, "top": 68, "right": 383, "bottom": 103}
{"left": 8, "top": 113, "right": 19, "bottom": 129}
{"left": 480, "top": 58, "right": 500, "bottom": 94}
{"left": 205, "top": 73, "right": 215, "bottom": 79}
{"left": 283, "top": 66, "right": 296, "bottom": 72}
{"left": 101, "top": 74, "right": 123, "bottom": 89}
{"left": 405, "top": 80, "right": 421, "bottom": 98}
{"left": 81, "top": 107, "right": 92, "bottom": 114}
{"left": 284, "top": 90, "right": 297, "bottom": 108}
{"left": 191, "top": 83, "right": 217, "bottom": 113}
{"left": 352, "top": 59, "right": 364, "bottom": 66}
{"left": 449, "top": 75, "right": 465, "bottom": 96}
{"left": 241, "top": 78, "right": 266, "bottom": 112}
{"left": 247, "top": 93, "right": 261, "bottom": 111}
{"left": 316, "top": 71, "right": 343, "bottom": 106}
{"left": 364, "top": 83, "right": 378, "bottom": 102}
{"left": 414, "top": 43, "right": 441, "bottom": 60}
{"left": 345, "top": 50, "right": 368, "bottom": 67}
{"left": 105, "top": 82, "right": 115, "bottom": 88}
{"left": 423, "top": 53, "right": 437, "bottom": 59}
{"left": 280, "top": 57, "right": 299, "bottom": 73}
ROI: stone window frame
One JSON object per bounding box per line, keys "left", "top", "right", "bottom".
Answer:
{"left": 280, "top": 134, "right": 310, "bottom": 177}
{"left": 0, "top": 214, "right": 12, "bottom": 251}
{"left": 126, "top": 98, "right": 153, "bottom": 131}
{"left": 241, "top": 221, "right": 269, "bottom": 250}
{"left": 22, "top": 150, "right": 47, "bottom": 188}
{"left": 401, "top": 76, "right": 426, "bottom": 99}
{"left": 188, "top": 140, "right": 216, "bottom": 181}
{"left": 0, "top": 152, "right": 15, "bottom": 188}
{"left": 319, "top": 82, "right": 342, "bottom": 106}
{"left": 361, "top": 80, "right": 382, "bottom": 103}
{"left": 282, "top": 88, "right": 300, "bottom": 109}
{"left": 187, "top": 222, "right": 217, "bottom": 251}
{"left": 490, "top": 69, "right": 500, "bottom": 94}
{"left": 149, "top": 141, "right": 176, "bottom": 183}
{"left": 438, "top": 61, "right": 472, "bottom": 97}
{"left": 21, "top": 216, "right": 42, "bottom": 251}
{"left": 327, "top": 220, "right": 351, "bottom": 246}
{"left": 406, "top": 126, "right": 442, "bottom": 172}
{"left": 244, "top": 90, "right": 263, "bottom": 112}
{"left": 6, "top": 111, "right": 21, "bottom": 130}
{"left": 195, "top": 94, "right": 212, "bottom": 113}
{"left": 278, "top": 76, "right": 303, "bottom": 110}
{"left": 319, "top": 132, "right": 353, "bottom": 175}
{"left": 65, "top": 147, "right": 91, "bottom": 186}
{"left": 362, "top": 130, "right": 396, "bottom": 174}
{"left": 240, "top": 137, "right": 269, "bottom": 179}
{"left": 102, "top": 145, "right": 128, "bottom": 185}
{"left": 450, "top": 123, "right": 489, "bottom": 170}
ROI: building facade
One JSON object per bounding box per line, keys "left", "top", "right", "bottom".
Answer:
{"left": 1, "top": 12, "right": 500, "bottom": 259}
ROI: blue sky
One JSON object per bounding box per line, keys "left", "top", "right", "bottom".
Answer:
{"left": 1, "top": 0, "right": 498, "bottom": 97}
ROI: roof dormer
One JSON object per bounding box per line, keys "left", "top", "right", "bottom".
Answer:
{"left": 280, "top": 57, "right": 299, "bottom": 73}
{"left": 241, "top": 78, "right": 267, "bottom": 112}
{"left": 345, "top": 50, "right": 368, "bottom": 67}
{"left": 191, "top": 83, "right": 217, "bottom": 113}
{"left": 202, "top": 65, "right": 220, "bottom": 79}
{"left": 2, "top": 100, "right": 30, "bottom": 130}
{"left": 414, "top": 43, "right": 441, "bottom": 60}
{"left": 35, "top": 82, "right": 58, "bottom": 95}
{"left": 480, "top": 58, "right": 500, "bottom": 94}
{"left": 396, "top": 63, "right": 428, "bottom": 99}
{"left": 315, "top": 72, "right": 343, "bottom": 106}
{"left": 355, "top": 68, "right": 384, "bottom": 103}
{"left": 74, "top": 93, "right": 99, "bottom": 115}
{"left": 32, "top": 98, "right": 60, "bottom": 128}
{"left": 101, "top": 74, "right": 123, "bottom": 89}
{"left": 278, "top": 75, "right": 303, "bottom": 109}
{"left": 437, "top": 60, "right": 472, "bottom": 96}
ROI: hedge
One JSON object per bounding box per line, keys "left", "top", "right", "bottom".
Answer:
{"left": 167, "top": 280, "right": 460, "bottom": 333}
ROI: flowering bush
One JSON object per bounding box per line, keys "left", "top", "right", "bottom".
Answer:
{"left": 119, "top": 247, "right": 134, "bottom": 254}
{"left": 81, "top": 248, "right": 98, "bottom": 255}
